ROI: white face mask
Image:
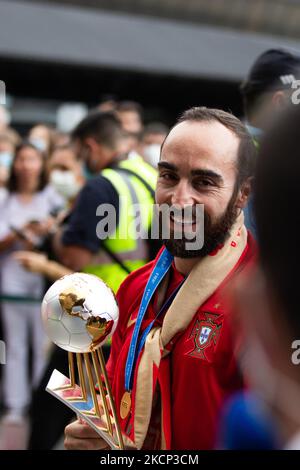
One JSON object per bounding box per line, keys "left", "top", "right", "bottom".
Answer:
{"left": 143, "top": 144, "right": 161, "bottom": 167}
{"left": 0, "top": 151, "right": 13, "bottom": 169}
{"left": 50, "top": 170, "right": 81, "bottom": 200}
{"left": 29, "top": 138, "right": 48, "bottom": 152}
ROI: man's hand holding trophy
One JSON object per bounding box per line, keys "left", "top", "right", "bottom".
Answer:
{"left": 41, "top": 272, "right": 124, "bottom": 450}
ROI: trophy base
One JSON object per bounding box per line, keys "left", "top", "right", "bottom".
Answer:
{"left": 46, "top": 369, "right": 121, "bottom": 450}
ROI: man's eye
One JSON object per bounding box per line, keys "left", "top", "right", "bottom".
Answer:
{"left": 160, "top": 173, "right": 177, "bottom": 181}
{"left": 195, "top": 179, "right": 213, "bottom": 187}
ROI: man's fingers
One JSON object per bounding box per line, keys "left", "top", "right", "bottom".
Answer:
{"left": 65, "top": 420, "right": 100, "bottom": 439}
{"left": 64, "top": 419, "right": 110, "bottom": 450}
{"left": 64, "top": 436, "right": 109, "bottom": 451}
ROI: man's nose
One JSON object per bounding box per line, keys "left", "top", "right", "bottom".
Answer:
{"left": 171, "top": 179, "right": 194, "bottom": 206}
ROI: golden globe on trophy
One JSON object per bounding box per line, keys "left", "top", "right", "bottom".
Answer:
{"left": 41, "top": 272, "right": 124, "bottom": 450}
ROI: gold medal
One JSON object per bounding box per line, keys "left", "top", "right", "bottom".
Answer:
{"left": 120, "top": 391, "right": 131, "bottom": 420}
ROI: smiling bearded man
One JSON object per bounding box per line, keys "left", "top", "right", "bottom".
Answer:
{"left": 64, "top": 107, "right": 257, "bottom": 451}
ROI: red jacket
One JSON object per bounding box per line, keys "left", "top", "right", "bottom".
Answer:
{"left": 107, "top": 234, "right": 257, "bottom": 450}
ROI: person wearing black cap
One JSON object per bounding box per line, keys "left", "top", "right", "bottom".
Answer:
{"left": 240, "top": 48, "right": 300, "bottom": 237}
{"left": 241, "top": 48, "right": 300, "bottom": 137}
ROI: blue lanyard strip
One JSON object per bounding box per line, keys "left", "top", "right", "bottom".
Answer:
{"left": 124, "top": 248, "right": 173, "bottom": 392}
{"left": 136, "top": 277, "right": 186, "bottom": 360}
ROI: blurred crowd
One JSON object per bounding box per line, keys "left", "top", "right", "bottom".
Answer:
{"left": 0, "top": 100, "right": 167, "bottom": 449}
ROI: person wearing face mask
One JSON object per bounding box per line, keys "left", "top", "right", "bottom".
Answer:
{"left": 0, "top": 129, "right": 21, "bottom": 204}
{"left": 14, "top": 144, "right": 85, "bottom": 281}
{"left": 0, "top": 142, "right": 61, "bottom": 449}
{"left": 141, "top": 122, "right": 169, "bottom": 169}
{"left": 48, "top": 144, "right": 85, "bottom": 205}
{"left": 28, "top": 123, "right": 55, "bottom": 158}
{"left": 240, "top": 49, "right": 300, "bottom": 239}
{"left": 14, "top": 144, "right": 85, "bottom": 451}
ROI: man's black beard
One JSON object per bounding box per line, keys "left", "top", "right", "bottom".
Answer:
{"left": 160, "top": 197, "right": 238, "bottom": 259}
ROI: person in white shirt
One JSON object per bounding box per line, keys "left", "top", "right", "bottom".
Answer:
{"left": 0, "top": 141, "right": 62, "bottom": 434}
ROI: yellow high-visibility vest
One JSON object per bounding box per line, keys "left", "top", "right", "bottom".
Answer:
{"left": 84, "top": 156, "right": 157, "bottom": 293}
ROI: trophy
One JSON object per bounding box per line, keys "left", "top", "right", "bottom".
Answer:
{"left": 41, "top": 272, "right": 124, "bottom": 450}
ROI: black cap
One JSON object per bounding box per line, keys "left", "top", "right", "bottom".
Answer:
{"left": 241, "top": 49, "right": 300, "bottom": 96}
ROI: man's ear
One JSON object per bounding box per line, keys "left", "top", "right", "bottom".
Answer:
{"left": 235, "top": 177, "right": 253, "bottom": 209}
{"left": 85, "top": 137, "right": 101, "bottom": 153}
{"left": 271, "top": 90, "right": 289, "bottom": 110}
